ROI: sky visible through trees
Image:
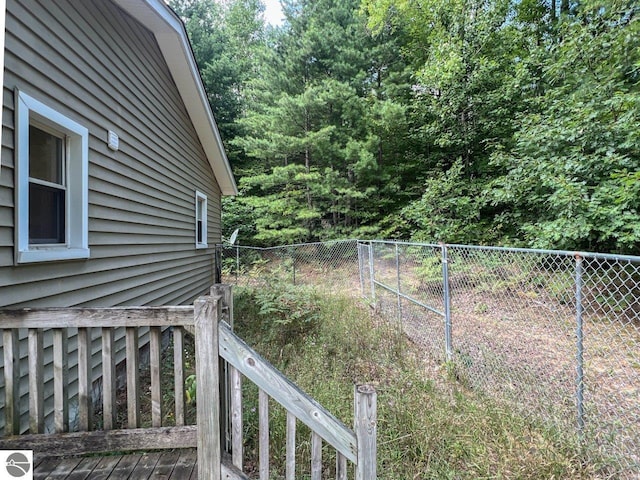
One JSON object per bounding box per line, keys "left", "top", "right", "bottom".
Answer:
{"left": 262, "top": 0, "right": 283, "bottom": 25}
{"left": 171, "top": 0, "right": 639, "bottom": 254}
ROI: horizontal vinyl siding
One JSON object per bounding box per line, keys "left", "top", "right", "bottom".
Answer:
{"left": 0, "top": 0, "right": 225, "bottom": 433}
{"left": 0, "top": 0, "right": 223, "bottom": 308}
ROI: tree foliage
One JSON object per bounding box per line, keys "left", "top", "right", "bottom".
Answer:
{"left": 364, "top": 0, "right": 640, "bottom": 253}
{"left": 490, "top": 1, "right": 640, "bottom": 252}
{"left": 175, "top": 0, "right": 640, "bottom": 253}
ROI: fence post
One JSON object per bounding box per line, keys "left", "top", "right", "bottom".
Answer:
{"left": 575, "top": 255, "right": 585, "bottom": 433}
{"left": 395, "top": 243, "right": 402, "bottom": 322}
{"left": 355, "top": 384, "right": 377, "bottom": 480}
{"left": 236, "top": 245, "right": 240, "bottom": 285}
{"left": 214, "top": 245, "right": 222, "bottom": 284}
{"left": 368, "top": 242, "right": 376, "bottom": 304}
{"left": 441, "top": 244, "right": 452, "bottom": 361}
{"left": 358, "top": 243, "right": 365, "bottom": 297}
{"left": 195, "top": 295, "right": 221, "bottom": 480}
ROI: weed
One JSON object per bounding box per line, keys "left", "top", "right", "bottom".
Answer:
{"left": 236, "top": 283, "right": 322, "bottom": 348}
{"left": 185, "top": 374, "right": 197, "bottom": 406}
{"left": 233, "top": 285, "right": 596, "bottom": 479}
{"left": 473, "top": 302, "right": 488, "bottom": 314}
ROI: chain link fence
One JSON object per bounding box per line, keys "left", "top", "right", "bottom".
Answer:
{"left": 220, "top": 239, "right": 640, "bottom": 478}
{"left": 220, "top": 240, "right": 361, "bottom": 295}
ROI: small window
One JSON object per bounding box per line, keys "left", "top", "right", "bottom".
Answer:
{"left": 15, "top": 90, "right": 89, "bottom": 263}
{"left": 195, "top": 191, "right": 208, "bottom": 248}
{"left": 29, "top": 125, "right": 66, "bottom": 244}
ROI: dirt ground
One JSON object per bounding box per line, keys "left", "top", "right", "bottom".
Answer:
{"left": 383, "top": 282, "right": 640, "bottom": 479}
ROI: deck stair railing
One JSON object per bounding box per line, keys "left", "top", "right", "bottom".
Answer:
{"left": 214, "top": 284, "right": 377, "bottom": 480}
{"left": 0, "top": 285, "right": 376, "bottom": 480}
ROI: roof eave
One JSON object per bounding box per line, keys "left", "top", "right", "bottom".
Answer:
{"left": 112, "top": 0, "right": 238, "bottom": 196}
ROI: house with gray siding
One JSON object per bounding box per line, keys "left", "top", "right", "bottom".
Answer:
{"left": 0, "top": 0, "right": 237, "bottom": 431}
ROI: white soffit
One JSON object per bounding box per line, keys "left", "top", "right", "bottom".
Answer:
{"left": 112, "top": 0, "right": 237, "bottom": 196}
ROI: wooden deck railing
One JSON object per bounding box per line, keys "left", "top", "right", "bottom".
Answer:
{"left": 0, "top": 285, "right": 377, "bottom": 479}
{"left": 219, "top": 318, "right": 377, "bottom": 480}
{"left": 214, "top": 284, "right": 377, "bottom": 480}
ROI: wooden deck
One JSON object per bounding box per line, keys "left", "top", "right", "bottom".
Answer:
{"left": 1, "top": 286, "right": 377, "bottom": 480}
{"left": 34, "top": 449, "right": 198, "bottom": 480}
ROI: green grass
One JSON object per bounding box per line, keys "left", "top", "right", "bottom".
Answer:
{"left": 233, "top": 283, "right": 598, "bottom": 479}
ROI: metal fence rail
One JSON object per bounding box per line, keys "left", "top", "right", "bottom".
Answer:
{"left": 220, "top": 239, "right": 640, "bottom": 478}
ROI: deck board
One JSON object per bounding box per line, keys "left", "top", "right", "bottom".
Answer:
{"left": 41, "top": 457, "right": 84, "bottom": 479}
{"left": 33, "top": 450, "right": 198, "bottom": 480}
{"left": 34, "top": 457, "right": 62, "bottom": 479}
{"left": 82, "top": 456, "right": 122, "bottom": 480}
{"left": 108, "top": 454, "right": 141, "bottom": 479}
{"left": 172, "top": 449, "right": 197, "bottom": 479}
{"left": 147, "top": 450, "right": 180, "bottom": 478}
{"left": 63, "top": 456, "right": 103, "bottom": 480}
{"left": 126, "top": 451, "right": 161, "bottom": 479}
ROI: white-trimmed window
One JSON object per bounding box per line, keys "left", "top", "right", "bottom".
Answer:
{"left": 15, "top": 90, "right": 89, "bottom": 263}
{"left": 195, "top": 191, "right": 208, "bottom": 248}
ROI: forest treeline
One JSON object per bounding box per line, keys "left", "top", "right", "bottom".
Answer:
{"left": 170, "top": 0, "right": 639, "bottom": 253}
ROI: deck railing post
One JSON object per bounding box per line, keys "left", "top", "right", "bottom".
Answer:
{"left": 211, "top": 284, "right": 234, "bottom": 330}
{"left": 53, "top": 329, "right": 69, "bottom": 433}
{"left": 125, "top": 327, "right": 141, "bottom": 428}
{"left": 355, "top": 384, "right": 377, "bottom": 480}
{"left": 28, "top": 329, "right": 44, "bottom": 434}
{"left": 77, "top": 327, "right": 92, "bottom": 431}
{"left": 3, "top": 330, "right": 20, "bottom": 435}
{"left": 211, "top": 284, "right": 234, "bottom": 454}
{"left": 230, "top": 366, "right": 243, "bottom": 470}
{"left": 173, "top": 327, "right": 186, "bottom": 427}
{"left": 259, "top": 389, "right": 270, "bottom": 480}
{"left": 195, "top": 295, "right": 221, "bottom": 480}
{"left": 102, "top": 328, "right": 117, "bottom": 430}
